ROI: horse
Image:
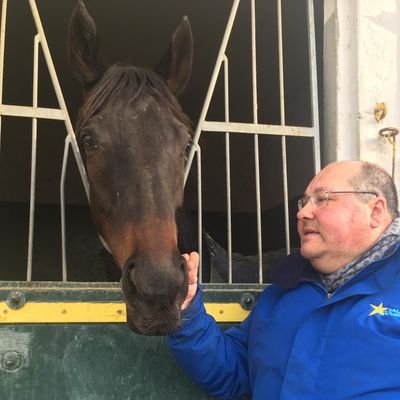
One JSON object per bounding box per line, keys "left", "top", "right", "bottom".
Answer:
{"left": 67, "top": 0, "right": 195, "bottom": 336}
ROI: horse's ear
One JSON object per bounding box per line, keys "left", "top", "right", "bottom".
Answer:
{"left": 155, "top": 16, "right": 193, "bottom": 97}
{"left": 67, "top": 0, "right": 106, "bottom": 90}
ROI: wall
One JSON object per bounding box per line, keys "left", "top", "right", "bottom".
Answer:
{"left": 324, "top": 0, "right": 400, "bottom": 186}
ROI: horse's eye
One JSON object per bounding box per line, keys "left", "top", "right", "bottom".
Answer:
{"left": 185, "top": 140, "right": 193, "bottom": 154}
{"left": 184, "top": 141, "right": 193, "bottom": 161}
{"left": 81, "top": 131, "right": 98, "bottom": 151}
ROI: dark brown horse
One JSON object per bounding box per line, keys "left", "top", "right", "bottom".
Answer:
{"left": 68, "top": 0, "right": 194, "bottom": 335}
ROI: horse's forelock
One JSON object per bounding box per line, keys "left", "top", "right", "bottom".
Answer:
{"left": 76, "top": 64, "right": 192, "bottom": 133}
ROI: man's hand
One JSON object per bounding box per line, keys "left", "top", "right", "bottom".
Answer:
{"left": 181, "top": 252, "right": 199, "bottom": 310}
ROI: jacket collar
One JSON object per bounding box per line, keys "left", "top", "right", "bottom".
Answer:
{"left": 272, "top": 251, "right": 320, "bottom": 289}
{"left": 272, "top": 244, "right": 400, "bottom": 291}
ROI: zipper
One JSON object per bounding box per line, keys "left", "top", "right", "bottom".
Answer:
{"left": 311, "top": 281, "right": 333, "bottom": 300}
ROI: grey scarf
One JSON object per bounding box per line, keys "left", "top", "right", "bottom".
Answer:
{"left": 321, "top": 218, "right": 400, "bottom": 294}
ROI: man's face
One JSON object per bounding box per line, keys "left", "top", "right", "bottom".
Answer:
{"left": 297, "top": 164, "right": 374, "bottom": 274}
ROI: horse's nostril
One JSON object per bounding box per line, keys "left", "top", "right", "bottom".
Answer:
{"left": 125, "top": 258, "right": 136, "bottom": 271}
{"left": 123, "top": 258, "right": 137, "bottom": 285}
{"left": 129, "top": 268, "right": 137, "bottom": 285}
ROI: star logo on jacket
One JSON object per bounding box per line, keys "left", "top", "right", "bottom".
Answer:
{"left": 369, "top": 303, "right": 388, "bottom": 316}
{"left": 368, "top": 303, "right": 400, "bottom": 318}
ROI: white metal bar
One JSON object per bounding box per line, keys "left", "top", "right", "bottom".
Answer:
{"left": 254, "top": 134, "right": 263, "bottom": 284}
{"left": 281, "top": 137, "right": 290, "bottom": 253}
{"left": 195, "top": 144, "right": 203, "bottom": 283}
{"left": 306, "top": 0, "right": 321, "bottom": 173}
{"left": 277, "top": 0, "right": 290, "bottom": 254}
{"left": 277, "top": 0, "right": 285, "bottom": 124}
{"left": 251, "top": 0, "right": 263, "bottom": 283}
{"left": 60, "top": 137, "right": 70, "bottom": 282}
{"left": 223, "top": 55, "right": 233, "bottom": 283}
{"left": 185, "top": 0, "right": 241, "bottom": 184}
{"left": 0, "top": 0, "right": 7, "bottom": 154}
{"left": 0, "top": 104, "right": 64, "bottom": 120}
{"left": 27, "top": 34, "right": 40, "bottom": 281}
{"left": 251, "top": 0, "right": 258, "bottom": 123}
{"left": 201, "top": 121, "right": 316, "bottom": 137}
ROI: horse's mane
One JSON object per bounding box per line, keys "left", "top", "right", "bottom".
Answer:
{"left": 76, "top": 64, "right": 192, "bottom": 132}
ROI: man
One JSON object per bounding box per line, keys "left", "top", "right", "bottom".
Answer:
{"left": 168, "top": 160, "right": 400, "bottom": 399}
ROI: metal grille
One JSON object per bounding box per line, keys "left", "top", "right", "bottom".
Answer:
{"left": 185, "top": 0, "right": 320, "bottom": 284}
{"left": 0, "top": 0, "right": 320, "bottom": 284}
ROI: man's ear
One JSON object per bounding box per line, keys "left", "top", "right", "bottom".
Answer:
{"left": 370, "top": 197, "right": 388, "bottom": 228}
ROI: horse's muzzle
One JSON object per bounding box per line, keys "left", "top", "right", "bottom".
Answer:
{"left": 121, "top": 253, "right": 188, "bottom": 335}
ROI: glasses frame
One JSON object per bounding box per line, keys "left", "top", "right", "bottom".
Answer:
{"left": 297, "top": 190, "right": 378, "bottom": 211}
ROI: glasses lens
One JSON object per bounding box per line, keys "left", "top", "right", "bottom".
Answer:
{"left": 298, "top": 196, "right": 307, "bottom": 211}
{"left": 314, "top": 191, "right": 329, "bottom": 208}
{"left": 298, "top": 192, "right": 330, "bottom": 210}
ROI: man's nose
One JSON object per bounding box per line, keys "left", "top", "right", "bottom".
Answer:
{"left": 297, "top": 200, "right": 314, "bottom": 220}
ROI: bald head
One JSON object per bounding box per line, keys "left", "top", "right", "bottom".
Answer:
{"left": 324, "top": 160, "right": 399, "bottom": 220}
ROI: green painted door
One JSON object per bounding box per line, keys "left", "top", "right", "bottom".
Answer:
{"left": 0, "top": 282, "right": 260, "bottom": 399}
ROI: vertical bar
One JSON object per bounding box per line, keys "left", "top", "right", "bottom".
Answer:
{"left": 281, "top": 138, "right": 290, "bottom": 254}
{"left": 277, "top": 0, "right": 291, "bottom": 254}
{"left": 223, "top": 55, "right": 233, "bottom": 283}
{"left": 307, "top": 0, "right": 321, "bottom": 173}
{"left": 60, "top": 137, "right": 70, "bottom": 282}
{"left": 277, "top": 0, "right": 285, "bottom": 124}
{"left": 185, "top": 0, "right": 241, "bottom": 184}
{"left": 251, "top": 0, "right": 263, "bottom": 283}
{"left": 251, "top": 0, "right": 258, "bottom": 124}
{"left": 254, "top": 138, "right": 263, "bottom": 283}
{"left": 27, "top": 34, "right": 40, "bottom": 281}
{"left": 195, "top": 144, "right": 203, "bottom": 283}
{"left": 0, "top": 0, "right": 7, "bottom": 154}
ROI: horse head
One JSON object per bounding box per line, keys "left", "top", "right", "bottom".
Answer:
{"left": 67, "top": 0, "right": 193, "bottom": 335}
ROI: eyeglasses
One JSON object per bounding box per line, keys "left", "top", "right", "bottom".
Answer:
{"left": 297, "top": 190, "right": 378, "bottom": 211}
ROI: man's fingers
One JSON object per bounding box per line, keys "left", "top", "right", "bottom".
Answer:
{"left": 189, "top": 251, "right": 199, "bottom": 266}
{"left": 180, "top": 252, "right": 200, "bottom": 310}
{"left": 182, "top": 252, "right": 199, "bottom": 285}
{"left": 187, "top": 252, "right": 199, "bottom": 283}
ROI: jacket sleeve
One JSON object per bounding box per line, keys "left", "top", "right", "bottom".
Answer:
{"left": 168, "top": 285, "right": 252, "bottom": 399}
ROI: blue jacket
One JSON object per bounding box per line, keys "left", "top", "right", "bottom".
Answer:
{"left": 168, "top": 244, "right": 400, "bottom": 399}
